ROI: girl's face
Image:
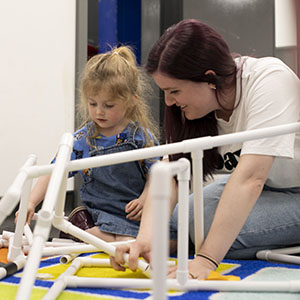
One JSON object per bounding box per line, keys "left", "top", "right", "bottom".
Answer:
{"left": 87, "top": 89, "right": 129, "bottom": 137}
{"left": 152, "top": 72, "right": 220, "bottom": 120}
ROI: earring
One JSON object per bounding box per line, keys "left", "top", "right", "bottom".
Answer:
{"left": 208, "top": 83, "right": 216, "bottom": 90}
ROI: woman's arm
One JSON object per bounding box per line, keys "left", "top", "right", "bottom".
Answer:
{"left": 175, "top": 154, "right": 274, "bottom": 279}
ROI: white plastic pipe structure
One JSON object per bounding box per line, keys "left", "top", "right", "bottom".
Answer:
{"left": 15, "top": 136, "right": 151, "bottom": 300}
{"left": 256, "top": 246, "right": 300, "bottom": 264}
{"left": 9, "top": 122, "right": 299, "bottom": 189}
{"left": 44, "top": 150, "right": 300, "bottom": 296}
{"left": 1, "top": 122, "right": 298, "bottom": 299}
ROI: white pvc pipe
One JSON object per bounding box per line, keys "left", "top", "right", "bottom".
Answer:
{"left": 16, "top": 133, "right": 73, "bottom": 300}
{"left": 22, "top": 239, "right": 136, "bottom": 256}
{"left": 64, "top": 277, "right": 300, "bottom": 292}
{"left": 256, "top": 250, "right": 300, "bottom": 264}
{"left": 67, "top": 123, "right": 300, "bottom": 172}
{"left": 260, "top": 246, "right": 300, "bottom": 255}
{"left": 151, "top": 161, "right": 172, "bottom": 300}
{"left": 44, "top": 256, "right": 153, "bottom": 300}
{"left": 31, "top": 213, "right": 68, "bottom": 222}
{"left": 23, "top": 224, "right": 33, "bottom": 246}
{"left": 176, "top": 159, "right": 190, "bottom": 286}
{"left": 53, "top": 219, "right": 151, "bottom": 277}
{"left": 41, "top": 134, "right": 73, "bottom": 213}
{"left": 22, "top": 241, "right": 83, "bottom": 254}
{"left": 17, "top": 234, "right": 45, "bottom": 299}
{"left": 50, "top": 237, "right": 82, "bottom": 243}
{"left": 0, "top": 154, "right": 36, "bottom": 226}
{"left": 53, "top": 173, "right": 68, "bottom": 221}
{"left": 24, "top": 122, "right": 300, "bottom": 179}
{"left": 2, "top": 231, "right": 27, "bottom": 244}
{"left": 60, "top": 253, "right": 81, "bottom": 264}
{"left": 0, "top": 256, "right": 26, "bottom": 280}
{"left": 0, "top": 239, "right": 9, "bottom": 248}
{"left": 191, "top": 150, "right": 204, "bottom": 254}
{"left": 8, "top": 179, "right": 33, "bottom": 262}
{"left": 42, "top": 257, "right": 83, "bottom": 300}
{"left": 39, "top": 244, "right": 100, "bottom": 257}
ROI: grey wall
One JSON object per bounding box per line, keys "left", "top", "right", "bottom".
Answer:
{"left": 141, "top": 0, "right": 161, "bottom": 129}
{"left": 183, "top": 0, "right": 275, "bottom": 57}
{"left": 74, "top": 0, "right": 88, "bottom": 206}
{"left": 142, "top": 0, "right": 183, "bottom": 139}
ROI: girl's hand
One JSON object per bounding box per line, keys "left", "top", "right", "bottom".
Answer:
{"left": 15, "top": 202, "right": 35, "bottom": 225}
{"left": 125, "top": 198, "right": 144, "bottom": 221}
{"left": 110, "top": 238, "right": 151, "bottom": 272}
{"left": 168, "top": 255, "right": 216, "bottom": 280}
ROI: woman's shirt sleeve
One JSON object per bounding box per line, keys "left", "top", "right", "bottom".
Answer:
{"left": 241, "top": 59, "right": 300, "bottom": 158}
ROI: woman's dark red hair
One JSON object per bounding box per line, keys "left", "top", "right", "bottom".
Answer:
{"left": 145, "top": 19, "right": 237, "bottom": 179}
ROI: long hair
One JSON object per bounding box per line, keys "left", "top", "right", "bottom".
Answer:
{"left": 78, "top": 46, "right": 158, "bottom": 147}
{"left": 145, "top": 19, "right": 237, "bottom": 179}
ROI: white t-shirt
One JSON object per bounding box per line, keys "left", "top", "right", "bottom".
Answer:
{"left": 216, "top": 56, "right": 300, "bottom": 188}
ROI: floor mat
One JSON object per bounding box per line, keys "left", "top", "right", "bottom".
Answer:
{"left": 1, "top": 249, "right": 300, "bottom": 300}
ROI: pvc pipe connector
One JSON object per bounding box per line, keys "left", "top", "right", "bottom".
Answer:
{"left": 33, "top": 210, "right": 52, "bottom": 240}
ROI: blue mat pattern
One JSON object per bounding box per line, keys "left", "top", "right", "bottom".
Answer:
{"left": 1, "top": 253, "right": 300, "bottom": 299}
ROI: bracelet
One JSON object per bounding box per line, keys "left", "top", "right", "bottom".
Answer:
{"left": 195, "top": 253, "right": 219, "bottom": 268}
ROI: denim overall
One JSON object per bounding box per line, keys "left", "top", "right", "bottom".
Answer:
{"left": 80, "top": 123, "right": 146, "bottom": 237}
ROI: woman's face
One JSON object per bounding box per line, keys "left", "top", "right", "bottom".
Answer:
{"left": 152, "top": 72, "right": 220, "bottom": 120}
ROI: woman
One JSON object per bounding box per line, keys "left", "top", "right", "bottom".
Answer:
{"left": 110, "top": 19, "right": 300, "bottom": 279}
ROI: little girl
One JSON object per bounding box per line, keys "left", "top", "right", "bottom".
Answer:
{"left": 23, "top": 46, "right": 160, "bottom": 242}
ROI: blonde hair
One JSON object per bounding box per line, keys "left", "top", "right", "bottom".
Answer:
{"left": 78, "top": 46, "right": 159, "bottom": 146}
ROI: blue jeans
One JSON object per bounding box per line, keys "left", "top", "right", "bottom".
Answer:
{"left": 171, "top": 175, "right": 300, "bottom": 259}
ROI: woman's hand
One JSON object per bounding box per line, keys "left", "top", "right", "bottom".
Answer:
{"left": 125, "top": 198, "right": 144, "bottom": 221}
{"left": 168, "top": 255, "right": 216, "bottom": 280}
{"left": 110, "top": 238, "right": 152, "bottom": 272}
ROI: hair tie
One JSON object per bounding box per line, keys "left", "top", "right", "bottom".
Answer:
{"left": 195, "top": 253, "right": 219, "bottom": 269}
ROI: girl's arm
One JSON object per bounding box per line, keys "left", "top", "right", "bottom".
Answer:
{"left": 111, "top": 175, "right": 178, "bottom": 271}
{"left": 15, "top": 175, "right": 50, "bottom": 224}
{"left": 179, "top": 153, "right": 274, "bottom": 279}
{"left": 125, "top": 176, "right": 150, "bottom": 221}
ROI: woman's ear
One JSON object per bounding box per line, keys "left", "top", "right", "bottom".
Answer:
{"left": 205, "top": 70, "right": 217, "bottom": 90}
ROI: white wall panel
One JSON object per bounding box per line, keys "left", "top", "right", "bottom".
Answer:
{"left": 0, "top": 0, "right": 76, "bottom": 196}
{"left": 275, "top": 0, "right": 296, "bottom": 47}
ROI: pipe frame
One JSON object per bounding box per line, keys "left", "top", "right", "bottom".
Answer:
{"left": 0, "top": 122, "right": 298, "bottom": 299}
